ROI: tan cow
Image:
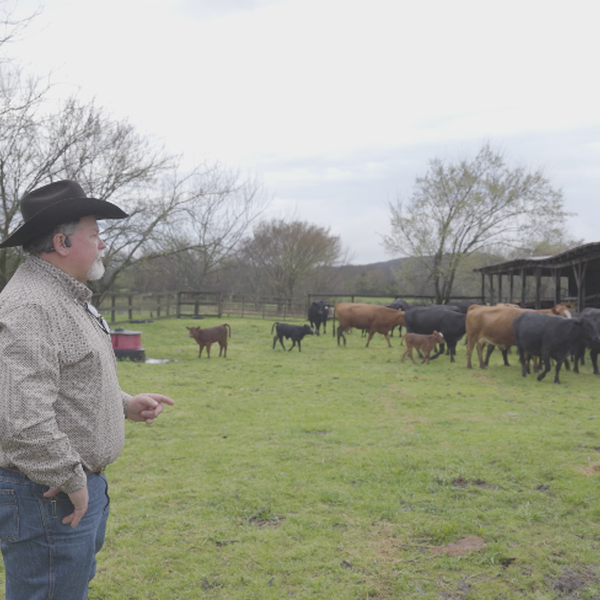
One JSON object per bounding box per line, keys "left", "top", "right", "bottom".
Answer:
{"left": 335, "top": 302, "right": 406, "bottom": 347}
{"left": 187, "top": 324, "right": 231, "bottom": 358}
{"left": 401, "top": 331, "right": 445, "bottom": 364}
{"left": 465, "top": 304, "right": 571, "bottom": 369}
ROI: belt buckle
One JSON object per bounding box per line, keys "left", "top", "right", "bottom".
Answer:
{"left": 85, "top": 466, "right": 106, "bottom": 475}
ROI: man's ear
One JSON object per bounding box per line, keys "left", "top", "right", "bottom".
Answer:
{"left": 53, "top": 233, "right": 71, "bottom": 256}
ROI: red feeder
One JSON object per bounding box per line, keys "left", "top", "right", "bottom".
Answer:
{"left": 110, "top": 328, "right": 146, "bottom": 362}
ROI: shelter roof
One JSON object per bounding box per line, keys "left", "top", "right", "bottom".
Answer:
{"left": 477, "top": 242, "right": 600, "bottom": 276}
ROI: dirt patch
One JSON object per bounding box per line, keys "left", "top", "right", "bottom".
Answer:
{"left": 581, "top": 461, "right": 600, "bottom": 476}
{"left": 551, "top": 566, "right": 600, "bottom": 598}
{"left": 452, "top": 477, "right": 495, "bottom": 490}
{"left": 246, "top": 510, "right": 285, "bottom": 528}
{"left": 430, "top": 535, "right": 487, "bottom": 556}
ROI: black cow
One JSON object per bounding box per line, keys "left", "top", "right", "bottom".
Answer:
{"left": 444, "top": 300, "right": 485, "bottom": 313}
{"left": 513, "top": 312, "right": 600, "bottom": 383}
{"left": 272, "top": 322, "right": 314, "bottom": 352}
{"left": 386, "top": 298, "right": 411, "bottom": 337}
{"left": 403, "top": 307, "right": 466, "bottom": 363}
{"left": 387, "top": 298, "right": 412, "bottom": 311}
{"left": 572, "top": 308, "right": 600, "bottom": 374}
{"left": 308, "top": 300, "right": 330, "bottom": 336}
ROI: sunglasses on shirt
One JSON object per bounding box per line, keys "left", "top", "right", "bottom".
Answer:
{"left": 85, "top": 303, "right": 110, "bottom": 335}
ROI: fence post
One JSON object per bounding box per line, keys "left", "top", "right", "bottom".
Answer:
{"left": 111, "top": 295, "right": 116, "bottom": 324}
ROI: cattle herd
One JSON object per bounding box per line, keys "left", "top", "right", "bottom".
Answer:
{"left": 186, "top": 298, "right": 600, "bottom": 384}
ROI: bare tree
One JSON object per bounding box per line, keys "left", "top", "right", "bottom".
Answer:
{"left": 237, "top": 219, "right": 347, "bottom": 299}
{"left": 0, "top": 90, "right": 175, "bottom": 289}
{"left": 0, "top": 6, "right": 266, "bottom": 296}
{"left": 0, "top": 75, "right": 266, "bottom": 297}
{"left": 107, "top": 164, "right": 268, "bottom": 294}
{"left": 383, "top": 143, "right": 571, "bottom": 304}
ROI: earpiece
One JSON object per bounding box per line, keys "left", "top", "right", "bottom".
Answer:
{"left": 64, "top": 236, "right": 71, "bottom": 248}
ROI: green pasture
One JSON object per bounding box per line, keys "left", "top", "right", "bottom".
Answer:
{"left": 3, "top": 316, "right": 600, "bottom": 599}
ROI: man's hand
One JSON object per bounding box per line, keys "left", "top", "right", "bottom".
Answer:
{"left": 126, "top": 393, "right": 174, "bottom": 424}
{"left": 43, "top": 486, "right": 89, "bottom": 528}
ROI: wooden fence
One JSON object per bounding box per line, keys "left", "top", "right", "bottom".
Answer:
{"left": 94, "top": 291, "right": 484, "bottom": 325}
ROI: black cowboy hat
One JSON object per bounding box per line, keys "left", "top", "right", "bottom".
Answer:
{"left": 0, "top": 180, "right": 128, "bottom": 248}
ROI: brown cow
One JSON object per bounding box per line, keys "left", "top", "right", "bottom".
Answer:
{"left": 401, "top": 331, "right": 445, "bottom": 364}
{"left": 335, "top": 303, "right": 406, "bottom": 347}
{"left": 187, "top": 324, "right": 231, "bottom": 358}
{"left": 465, "top": 304, "right": 571, "bottom": 369}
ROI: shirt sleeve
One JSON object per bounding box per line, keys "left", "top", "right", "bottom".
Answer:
{"left": 0, "top": 303, "right": 87, "bottom": 493}
{"left": 122, "top": 391, "right": 132, "bottom": 417}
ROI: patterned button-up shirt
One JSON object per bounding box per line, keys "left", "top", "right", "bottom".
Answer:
{"left": 0, "top": 256, "right": 131, "bottom": 494}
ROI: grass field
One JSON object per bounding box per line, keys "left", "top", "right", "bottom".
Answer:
{"left": 3, "top": 316, "right": 600, "bottom": 599}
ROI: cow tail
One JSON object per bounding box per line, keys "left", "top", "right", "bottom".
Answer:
{"left": 224, "top": 323, "right": 232, "bottom": 337}
{"left": 271, "top": 322, "right": 278, "bottom": 334}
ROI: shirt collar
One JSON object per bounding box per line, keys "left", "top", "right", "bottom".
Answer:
{"left": 27, "top": 255, "right": 93, "bottom": 304}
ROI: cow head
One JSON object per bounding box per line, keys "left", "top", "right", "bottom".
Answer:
{"left": 578, "top": 317, "right": 600, "bottom": 348}
{"left": 552, "top": 304, "right": 572, "bottom": 318}
{"left": 303, "top": 324, "right": 315, "bottom": 335}
{"left": 187, "top": 326, "right": 201, "bottom": 338}
{"left": 432, "top": 330, "right": 445, "bottom": 344}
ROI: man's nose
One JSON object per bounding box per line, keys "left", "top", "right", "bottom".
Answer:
{"left": 99, "top": 238, "right": 107, "bottom": 250}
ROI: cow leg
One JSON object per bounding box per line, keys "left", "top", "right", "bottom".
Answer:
{"left": 401, "top": 348, "right": 410, "bottom": 363}
{"left": 288, "top": 339, "right": 297, "bottom": 352}
{"left": 337, "top": 327, "right": 346, "bottom": 346}
{"left": 429, "top": 343, "right": 443, "bottom": 360}
{"left": 448, "top": 342, "right": 456, "bottom": 363}
{"left": 365, "top": 331, "right": 376, "bottom": 347}
{"left": 592, "top": 350, "right": 600, "bottom": 375}
{"left": 483, "top": 344, "right": 495, "bottom": 366}
{"left": 383, "top": 332, "right": 392, "bottom": 348}
{"left": 466, "top": 338, "right": 475, "bottom": 369}
{"left": 206, "top": 343, "right": 211, "bottom": 358}
{"left": 518, "top": 347, "right": 527, "bottom": 378}
{"left": 537, "top": 356, "right": 551, "bottom": 381}
{"left": 553, "top": 360, "right": 563, "bottom": 384}
{"left": 477, "top": 342, "right": 494, "bottom": 369}
{"left": 198, "top": 344, "right": 203, "bottom": 358}
{"left": 501, "top": 348, "right": 510, "bottom": 367}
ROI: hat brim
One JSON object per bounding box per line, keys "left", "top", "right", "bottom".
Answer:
{"left": 0, "top": 197, "right": 128, "bottom": 248}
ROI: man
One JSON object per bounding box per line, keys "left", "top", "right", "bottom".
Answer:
{"left": 0, "top": 180, "right": 174, "bottom": 600}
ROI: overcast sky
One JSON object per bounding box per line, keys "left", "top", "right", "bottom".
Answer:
{"left": 11, "top": 0, "right": 600, "bottom": 264}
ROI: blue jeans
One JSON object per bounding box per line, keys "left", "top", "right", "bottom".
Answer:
{"left": 0, "top": 467, "right": 110, "bottom": 600}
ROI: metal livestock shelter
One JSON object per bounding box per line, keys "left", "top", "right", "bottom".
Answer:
{"left": 476, "top": 242, "right": 600, "bottom": 312}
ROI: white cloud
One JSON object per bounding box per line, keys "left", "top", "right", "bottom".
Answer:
{"left": 10, "top": 0, "right": 600, "bottom": 263}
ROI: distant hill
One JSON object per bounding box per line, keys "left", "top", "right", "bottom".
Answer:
{"left": 337, "top": 258, "right": 405, "bottom": 276}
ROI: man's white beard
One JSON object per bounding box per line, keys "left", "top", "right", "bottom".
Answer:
{"left": 87, "top": 255, "right": 106, "bottom": 281}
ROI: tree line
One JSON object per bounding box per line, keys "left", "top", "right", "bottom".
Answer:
{"left": 0, "top": 3, "right": 579, "bottom": 305}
